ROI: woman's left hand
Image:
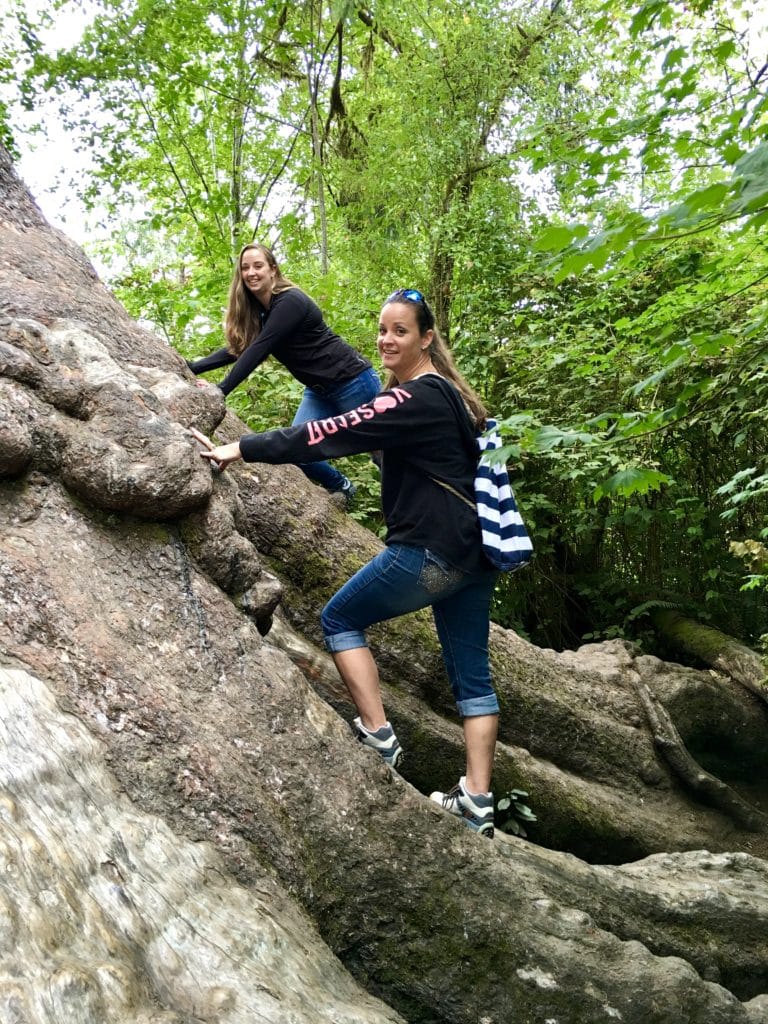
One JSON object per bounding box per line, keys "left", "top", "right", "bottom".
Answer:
{"left": 188, "top": 428, "right": 243, "bottom": 472}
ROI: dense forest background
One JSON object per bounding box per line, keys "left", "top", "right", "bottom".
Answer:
{"left": 1, "top": 0, "right": 766, "bottom": 657}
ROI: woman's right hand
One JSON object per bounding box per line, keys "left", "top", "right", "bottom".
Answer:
{"left": 188, "top": 428, "right": 243, "bottom": 472}
{"left": 200, "top": 441, "right": 243, "bottom": 471}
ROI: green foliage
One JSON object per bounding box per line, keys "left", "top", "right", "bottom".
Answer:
{"left": 477, "top": 0, "right": 768, "bottom": 649}
{"left": 496, "top": 789, "right": 538, "bottom": 839}
{"left": 593, "top": 468, "right": 672, "bottom": 502}
{"left": 2, "top": 0, "right": 767, "bottom": 656}
{"left": 0, "top": 1, "right": 29, "bottom": 158}
{"left": 718, "top": 470, "right": 768, "bottom": 593}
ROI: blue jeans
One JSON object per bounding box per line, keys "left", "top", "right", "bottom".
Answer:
{"left": 322, "top": 544, "right": 500, "bottom": 718}
{"left": 292, "top": 367, "right": 381, "bottom": 491}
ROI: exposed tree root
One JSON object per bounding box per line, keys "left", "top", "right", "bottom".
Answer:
{"left": 636, "top": 680, "right": 768, "bottom": 833}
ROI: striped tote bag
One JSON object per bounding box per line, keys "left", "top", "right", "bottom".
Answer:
{"left": 475, "top": 419, "right": 533, "bottom": 572}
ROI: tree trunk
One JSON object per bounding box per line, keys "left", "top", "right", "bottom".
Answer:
{"left": 653, "top": 607, "right": 767, "bottom": 701}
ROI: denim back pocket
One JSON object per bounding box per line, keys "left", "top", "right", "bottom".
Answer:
{"left": 418, "top": 548, "right": 464, "bottom": 594}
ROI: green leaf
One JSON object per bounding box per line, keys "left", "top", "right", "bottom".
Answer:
{"left": 684, "top": 182, "right": 730, "bottom": 214}
{"left": 629, "top": 355, "right": 686, "bottom": 396}
{"left": 531, "top": 425, "right": 596, "bottom": 452}
{"left": 629, "top": 1, "right": 669, "bottom": 37}
{"left": 662, "top": 46, "right": 686, "bottom": 71}
{"left": 713, "top": 39, "right": 737, "bottom": 63}
{"left": 746, "top": 209, "right": 768, "bottom": 231}
{"left": 534, "top": 225, "right": 575, "bottom": 252}
{"left": 593, "top": 468, "right": 672, "bottom": 502}
{"left": 732, "top": 143, "right": 768, "bottom": 209}
{"left": 720, "top": 142, "right": 745, "bottom": 165}
{"left": 553, "top": 251, "right": 593, "bottom": 283}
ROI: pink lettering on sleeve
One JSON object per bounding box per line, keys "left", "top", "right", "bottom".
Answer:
{"left": 305, "top": 387, "right": 414, "bottom": 445}
{"left": 306, "top": 420, "right": 326, "bottom": 446}
{"left": 372, "top": 394, "right": 398, "bottom": 413}
{"left": 390, "top": 387, "right": 413, "bottom": 403}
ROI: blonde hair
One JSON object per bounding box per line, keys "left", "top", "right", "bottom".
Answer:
{"left": 383, "top": 293, "right": 488, "bottom": 430}
{"left": 224, "top": 244, "right": 297, "bottom": 356}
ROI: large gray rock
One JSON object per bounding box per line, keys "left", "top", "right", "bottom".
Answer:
{"left": 0, "top": 665, "right": 404, "bottom": 1024}
{"left": 2, "top": 138, "right": 768, "bottom": 1024}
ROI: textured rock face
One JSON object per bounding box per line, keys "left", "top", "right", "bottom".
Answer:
{"left": 1, "top": 318, "right": 215, "bottom": 517}
{"left": 2, "top": 140, "right": 768, "bottom": 1024}
{"left": 0, "top": 666, "right": 404, "bottom": 1024}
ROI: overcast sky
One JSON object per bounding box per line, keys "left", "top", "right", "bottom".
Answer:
{"left": 5, "top": 0, "right": 99, "bottom": 248}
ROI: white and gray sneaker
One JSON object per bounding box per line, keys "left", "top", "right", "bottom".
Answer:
{"left": 354, "top": 717, "right": 403, "bottom": 769}
{"left": 430, "top": 776, "right": 494, "bottom": 838}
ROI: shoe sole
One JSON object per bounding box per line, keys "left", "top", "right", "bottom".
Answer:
{"left": 430, "top": 792, "right": 494, "bottom": 837}
{"left": 386, "top": 748, "right": 404, "bottom": 770}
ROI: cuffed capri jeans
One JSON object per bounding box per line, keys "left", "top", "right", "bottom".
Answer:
{"left": 321, "top": 543, "right": 500, "bottom": 718}
{"left": 292, "top": 366, "right": 381, "bottom": 492}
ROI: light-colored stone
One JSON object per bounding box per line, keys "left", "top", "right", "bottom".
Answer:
{"left": 0, "top": 666, "right": 404, "bottom": 1024}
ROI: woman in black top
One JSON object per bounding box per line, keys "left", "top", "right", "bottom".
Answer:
{"left": 194, "top": 289, "right": 500, "bottom": 838}
{"left": 187, "top": 243, "right": 380, "bottom": 506}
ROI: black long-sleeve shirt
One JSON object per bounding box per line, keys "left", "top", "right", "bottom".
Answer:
{"left": 239, "top": 373, "right": 491, "bottom": 573}
{"left": 187, "top": 287, "right": 372, "bottom": 396}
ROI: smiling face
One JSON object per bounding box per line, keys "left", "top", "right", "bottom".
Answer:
{"left": 377, "top": 301, "right": 434, "bottom": 383}
{"left": 240, "top": 246, "right": 277, "bottom": 304}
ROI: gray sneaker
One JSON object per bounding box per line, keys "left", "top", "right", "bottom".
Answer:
{"left": 354, "top": 717, "right": 403, "bottom": 769}
{"left": 430, "top": 776, "right": 494, "bottom": 837}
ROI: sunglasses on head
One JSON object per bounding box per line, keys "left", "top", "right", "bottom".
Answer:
{"left": 387, "top": 288, "right": 426, "bottom": 305}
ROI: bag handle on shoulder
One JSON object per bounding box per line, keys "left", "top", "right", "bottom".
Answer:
{"left": 429, "top": 475, "right": 476, "bottom": 510}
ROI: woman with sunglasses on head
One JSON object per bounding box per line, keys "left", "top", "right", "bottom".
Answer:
{"left": 187, "top": 243, "right": 380, "bottom": 507}
{"left": 194, "top": 288, "right": 499, "bottom": 838}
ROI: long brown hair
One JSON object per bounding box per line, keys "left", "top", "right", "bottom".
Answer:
{"left": 383, "top": 291, "right": 488, "bottom": 430}
{"left": 224, "top": 243, "right": 297, "bottom": 356}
